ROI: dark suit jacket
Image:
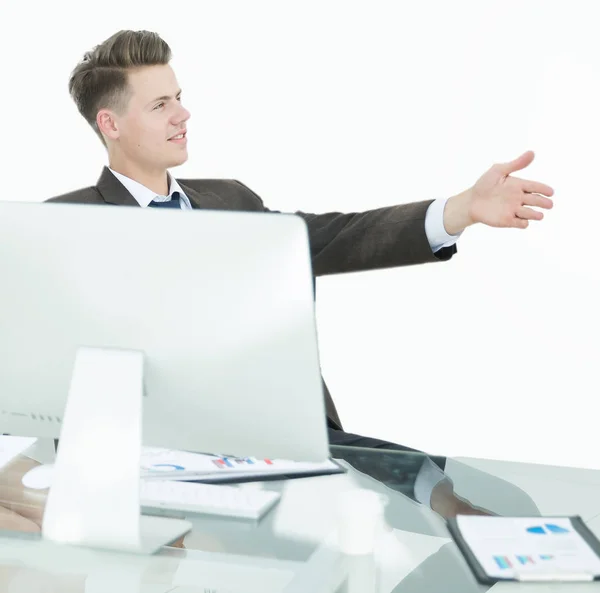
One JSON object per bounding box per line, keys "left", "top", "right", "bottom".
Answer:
{"left": 46, "top": 167, "right": 457, "bottom": 429}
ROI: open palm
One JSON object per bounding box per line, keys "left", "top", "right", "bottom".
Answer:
{"left": 469, "top": 151, "right": 554, "bottom": 229}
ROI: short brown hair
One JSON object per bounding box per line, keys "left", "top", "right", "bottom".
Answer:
{"left": 69, "top": 30, "right": 172, "bottom": 142}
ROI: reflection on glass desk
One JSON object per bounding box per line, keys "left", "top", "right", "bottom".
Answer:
{"left": 2, "top": 443, "right": 600, "bottom": 592}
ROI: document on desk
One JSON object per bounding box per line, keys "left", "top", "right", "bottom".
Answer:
{"left": 0, "top": 436, "right": 37, "bottom": 470}
{"left": 448, "top": 515, "right": 600, "bottom": 583}
{"left": 140, "top": 447, "right": 345, "bottom": 483}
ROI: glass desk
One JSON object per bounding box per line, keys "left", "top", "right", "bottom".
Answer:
{"left": 2, "top": 443, "right": 600, "bottom": 592}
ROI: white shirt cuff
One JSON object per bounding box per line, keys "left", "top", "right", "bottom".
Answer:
{"left": 425, "top": 197, "right": 462, "bottom": 253}
{"left": 413, "top": 456, "right": 451, "bottom": 507}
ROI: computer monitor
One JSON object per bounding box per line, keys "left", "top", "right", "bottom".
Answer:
{"left": 0, "top": 200, "right": 329, "bottom": 552}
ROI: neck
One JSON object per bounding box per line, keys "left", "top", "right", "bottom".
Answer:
{"left": 108, "top": 156, "right": 169, "bottom": 196}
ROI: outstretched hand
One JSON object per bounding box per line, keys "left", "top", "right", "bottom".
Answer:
{"left": 444, "top": 151, "right": 554, "bottom": 235}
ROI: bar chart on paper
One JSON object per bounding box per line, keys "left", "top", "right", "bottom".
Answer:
{"left": 494, "top": 554, "right": 554, "bottom": 570}
{"left": 454, "top": 516, "right": 600, "bottom": 580}
{"left": 139, "top": 447, "right": 343, "bottom": 483}
{"left": 526, "top": 523, "right": 570, "bottom": 535}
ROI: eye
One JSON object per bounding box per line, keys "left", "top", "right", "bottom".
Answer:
{"left": 176, "top": 95, "right": 182, "bottom": 102}
{"left": 154, "top": 102, "right": 165, "bottom": 110}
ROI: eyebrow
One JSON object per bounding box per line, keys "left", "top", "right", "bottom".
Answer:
{"left": 148, "top": 89, "right": 182, "bottom": 106}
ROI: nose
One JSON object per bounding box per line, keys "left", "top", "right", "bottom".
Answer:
{"left": 174, "top": 103, "right": 191, "bottom": 125}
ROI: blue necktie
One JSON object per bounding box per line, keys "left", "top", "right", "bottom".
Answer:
{"left": 148, "top": 191, "right": 182, "bottom": 209}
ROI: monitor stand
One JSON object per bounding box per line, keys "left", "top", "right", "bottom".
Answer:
{"left": 42, "top": 347, "right": 192, "bottom": 554}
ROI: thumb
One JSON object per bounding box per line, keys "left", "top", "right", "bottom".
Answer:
{"left": 496, "top": 150, "right": 535, "bottom": 176}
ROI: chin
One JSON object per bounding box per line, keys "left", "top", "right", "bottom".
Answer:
{"left": 167, "top": 152, "right": 189, "bottom": 169}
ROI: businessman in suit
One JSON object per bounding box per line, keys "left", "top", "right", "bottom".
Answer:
{"left": 45, "top": 30, "right": 553, "bottom": 518}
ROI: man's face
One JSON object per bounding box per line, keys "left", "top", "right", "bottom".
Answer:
{"left": 110, "top": 64, "right": 191, "bottom": 172}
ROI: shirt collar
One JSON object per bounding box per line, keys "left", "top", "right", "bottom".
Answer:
{"left": 108, "top": 168, "right": 184, "bottom": 208}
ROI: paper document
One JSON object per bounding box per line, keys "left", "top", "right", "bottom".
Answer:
{"left": 0, "top": 436, "right": 37, "bottom": 470}
{"left": 455, "top": 516, "right": 600, "bottom": 579}
{"left": 140, "top": 447, "right": 344, "bottom": 483}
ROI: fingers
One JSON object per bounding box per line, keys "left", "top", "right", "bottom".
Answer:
{"left": 495, "top": 150, "right": 535, "bottom": 176}
{"left": 516, "top": 206, "right": 544, "bottom": 221}
{"left": 523, "top": 193, "right": 553, "bottom": 210}
{"left": 506, "top": 176, "right": 554, "bottom": 208}
{"left": 512, "top": 217, "right": 529, "bottom": 229}
{"left": 519, "top": 180, "right": 554, "bottom": 198}
{"left": 0, "top": 505, "right": 41, "bottom": 533}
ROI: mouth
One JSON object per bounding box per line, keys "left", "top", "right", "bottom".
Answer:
{"left": 168, "top": 131, "right": 187, "bottom": 144}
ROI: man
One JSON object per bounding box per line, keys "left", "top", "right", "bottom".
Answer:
{"left": 47, "top": 30, "right": 552, "bottom": 517}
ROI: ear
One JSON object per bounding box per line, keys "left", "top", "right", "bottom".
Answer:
{"left": 97, "top": 109, "right": 120, "bottom": 141}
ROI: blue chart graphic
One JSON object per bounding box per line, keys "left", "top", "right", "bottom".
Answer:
{"left": 494, "top": 554, "right": 555, "bottom": 570}
{"left": 526, "top": 524, "right": 570, "bottom": 535}
{"left": 546, "top": 524, "right": 570, "bottom": 534}
{"left": 527, "top": 526, "right": 546, "bottom": 534}
{"left": 493, "top": 556, "right": 511, "bottom": 570}
{"left": 148, "top": 463, "right": 186, "bottom": 472}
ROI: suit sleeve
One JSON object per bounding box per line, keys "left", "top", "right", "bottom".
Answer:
{"left": 233, "top": 180, "right": 456, "bottom": 277}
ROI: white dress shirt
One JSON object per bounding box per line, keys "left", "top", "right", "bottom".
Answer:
{"left": 424, "top": 196, "right": 463, "bottom": 252}
{"left": 109, "top": 168, "right": 193, "bottom": 210}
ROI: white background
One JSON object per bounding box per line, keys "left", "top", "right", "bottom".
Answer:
{"left": 1, "top": 1, "right": 599, "bottom": 469}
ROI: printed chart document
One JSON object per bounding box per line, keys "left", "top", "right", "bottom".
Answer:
{"left": 140, "top": 447, "right": 345, "bottom": 483}
{"left": 448, "top": 515, "right": 600, "bottom": 583}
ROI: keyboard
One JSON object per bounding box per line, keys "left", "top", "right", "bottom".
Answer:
{"left": 140, "top": 479, "right": 281, "bottom": 520}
